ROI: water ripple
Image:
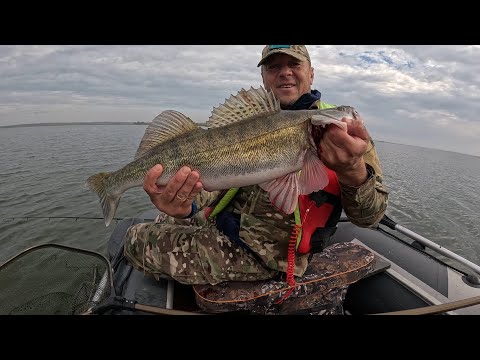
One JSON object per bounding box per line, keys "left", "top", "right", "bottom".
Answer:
{"left": 1, "top": 128, "right": 480, "bottom": 270}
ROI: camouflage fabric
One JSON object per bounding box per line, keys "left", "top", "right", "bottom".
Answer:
{"left": 193, "top": 242, "right": 376, "bottom": 314}
{"left": 123, "top": 218, "right": 277, "bottom": 285}
{"left": 124, "top": 100, "right": 388, "bottom": 286}
{"left": 339, "top": 139, "right": 389, "bottom": 227}
{"left": 236, "top": 185, "right": 310, "bottom": 276}
{"left": 124, "top": 183, "right": 313, "bottom": 285}
{"left": 124, "top": 147, "right": 387, "bottom": 284}
{"left": 311, "top": 99, "right": 389, "bottom": 228}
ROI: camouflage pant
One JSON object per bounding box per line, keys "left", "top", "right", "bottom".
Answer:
{"left": 123, "top": 214, "right": 277, "bottom": 285}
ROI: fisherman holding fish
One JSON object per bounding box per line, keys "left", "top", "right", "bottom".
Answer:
{"left": 88, "top": 45, "right": 389, "bottom": 313}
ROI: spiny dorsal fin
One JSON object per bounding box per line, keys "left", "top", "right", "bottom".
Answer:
{"left": 206, "top": 86, "right": 281, "bottom": 129}
{"left": 134, "top": 110, "right": 199, "bottom": 160}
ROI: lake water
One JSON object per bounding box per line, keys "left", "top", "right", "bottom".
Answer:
{"left": 1, "top": 125, "right": 479, "bottom": 270}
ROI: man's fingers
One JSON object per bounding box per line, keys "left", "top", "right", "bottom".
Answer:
{"left": 185, "top": 181, "right": 203, "bottom": 201}
{"left": 161, "top": 167, "right": 188, "bottom": 201}
{"left": 323, "top": 118, "right": 369, "bottom": 150}
{"left": 143, "top": 164, "right": 163, "bottom": 193}
{"left": 143, "top": 165, "right": 203, "bottom": 216}
{"left": 163, "top": 166, "right": 201, "bottom": 202}
{"left": 323, "top": 125, "right": 351, "bottom": 149}
{"left": 173, "top": 170, "right": 201, "bottom": 204}
{"left": 346, "top": 117, "right": 369, "bottom": 140}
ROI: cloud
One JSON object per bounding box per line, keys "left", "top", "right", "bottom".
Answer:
{"left": 0, "top": 45, "right": 479, "bottom": 156}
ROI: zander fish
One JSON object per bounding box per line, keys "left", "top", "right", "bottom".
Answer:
{"left": 86, "top": 86, "right": 362, "bottom": 226}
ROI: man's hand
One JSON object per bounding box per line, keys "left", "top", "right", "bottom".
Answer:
{"left": 318, "top": 117, "right": 370, "bottom": 187}
{"left": 143, "top": 165, "right": 203, "bottom": 218}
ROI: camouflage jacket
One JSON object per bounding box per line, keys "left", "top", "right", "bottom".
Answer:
{"left": 311, "top": 99, "right": 389, "bottom": 227}
{"left": 188, "top": 100, "right": 389, "bottom": 276}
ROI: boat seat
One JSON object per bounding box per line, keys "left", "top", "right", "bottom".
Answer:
{"left": 350, "top": 239, "right": 391, "bottom": 278}
{"left": 168, "top": 242, "right": 391, "bottom": 314}
{"left": 366, "top": 254, "right": 391, "bottom": 277}
{"left": 193, "top": 242, "right": 381, "bottom": 314}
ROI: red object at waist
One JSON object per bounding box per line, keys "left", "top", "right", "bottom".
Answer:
{"left": 297, "top": 168, "right": 340, "bottom": 254}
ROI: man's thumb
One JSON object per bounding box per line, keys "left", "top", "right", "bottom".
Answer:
{"left": 346, "top": 118, "right": 369, "bottom": 140}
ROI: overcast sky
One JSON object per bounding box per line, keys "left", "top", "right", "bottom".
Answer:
{"left": 1, "top": 45, "right": 479, "bottom": 157}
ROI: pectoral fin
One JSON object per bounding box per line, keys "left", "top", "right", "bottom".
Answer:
{"left": 298, "top": 150, "right": 329, "bottom": 194}
{"left": 259, "top": 172, "right": 300, "bottom": 214}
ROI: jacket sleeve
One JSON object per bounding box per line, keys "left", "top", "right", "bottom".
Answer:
{"left": 339, "top": 138, "right": 389, "bottom": 227}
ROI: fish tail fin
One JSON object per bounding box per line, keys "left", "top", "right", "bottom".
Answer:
{"left": 86, "top": 172, "right": 120, "bottom": 227}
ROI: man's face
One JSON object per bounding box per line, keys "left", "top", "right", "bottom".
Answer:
{"left": 261, "top": 53, "right": 314, "bottom": 107}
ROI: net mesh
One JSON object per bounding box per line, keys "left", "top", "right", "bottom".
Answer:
{"left": 0, "top": 244, "right": 112, "bottom": 315}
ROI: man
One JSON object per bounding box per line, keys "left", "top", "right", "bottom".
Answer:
{"left": 124, "top": 45, "right": 389, "bottom": 290}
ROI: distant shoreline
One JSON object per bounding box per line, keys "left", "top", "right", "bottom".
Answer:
{"left": 0, "top": 122, "right": 477, "bottom": 158}
{"left": 0, "top": 122, "right": 151, "bottom": 128}
{"left": 0, "top": 121, "right": 209, "bottom": 129}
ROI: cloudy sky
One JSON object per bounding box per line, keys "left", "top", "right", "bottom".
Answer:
{"left": 1, "top": 45, "right": 479, "bottom": 157}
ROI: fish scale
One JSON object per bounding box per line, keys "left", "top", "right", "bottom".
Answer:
{"left": 87, "top": 86, "right": 360, "bottom": 226}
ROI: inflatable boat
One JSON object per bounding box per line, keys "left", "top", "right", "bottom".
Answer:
{"left": 2, "top": 209, "right": 480, "bottom": 315}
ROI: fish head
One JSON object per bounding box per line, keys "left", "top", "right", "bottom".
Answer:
{"left": 314, "top": 105, "right": 360, "bottom": 122}
{"left": 334, "top": 105, "right": 362, "bottom": 121}
{"left": 311, "top": 105, "right": 363, "bottom": 128}
{"left": 309, "top": 106, "right": 363, "bottom": 146}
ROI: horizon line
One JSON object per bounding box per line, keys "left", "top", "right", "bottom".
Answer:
{"left": 0, "top": 121, "right": 209, "bottom": 128}
{"left": 0, "top": 121, "right": 477, "bottom": 158}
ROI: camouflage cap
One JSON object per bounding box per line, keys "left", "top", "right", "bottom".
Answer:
{"left": 257, "top": 45, "right": 311, "bottom": 67}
